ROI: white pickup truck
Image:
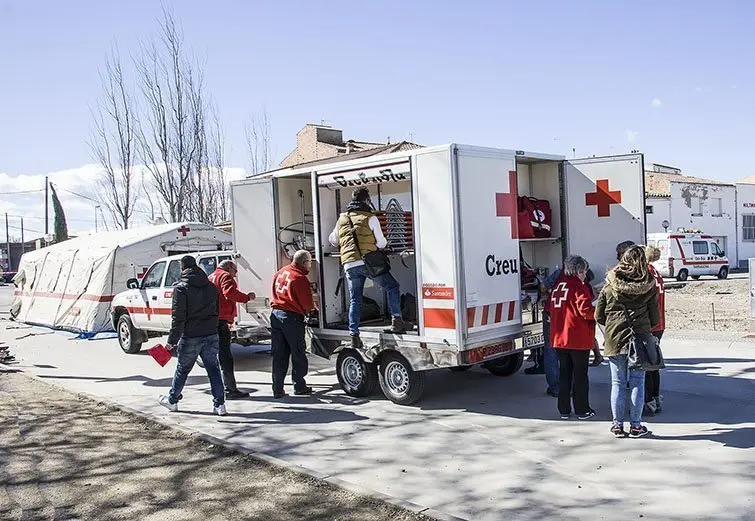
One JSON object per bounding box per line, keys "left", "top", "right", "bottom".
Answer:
{"left": 110, "top": 251, "right": 268, "bottom": 353}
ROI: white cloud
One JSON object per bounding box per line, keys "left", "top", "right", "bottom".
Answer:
{"left": 0, "top": 164, "right": 248, "bottom": 241}
{"left": 625, "top": 129, "right": 639, "bottom": 142}
{"left": 694, "top": 86, "right": 704, "bottom": 93}
{"left": 651, "top": 98, "right": 662, "bottom": 108}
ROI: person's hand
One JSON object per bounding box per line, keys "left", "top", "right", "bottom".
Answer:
{"left": 247, "top": 292, "right": 256, "bottom": 300}
{"left": 165, "top": 344, "right": 175, "bottom": 351}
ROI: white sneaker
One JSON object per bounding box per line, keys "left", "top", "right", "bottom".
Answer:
{"left": 158, "top": 395, "right": 178, "bottom": 412}
{"left": 213, "top": 404, "right": 228, "bottom": 416}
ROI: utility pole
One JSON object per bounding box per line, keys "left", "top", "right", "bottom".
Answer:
{"left": 20, "top": 218, "right": 24, "bottom": 254}
{"left": 95, "top": 205, "right": 99, "bottom": 232}
{"left": 5, "top": 213, "right": 9, "bottom": 273}
{"left": 44, "top": 175, "right": 49, "bottom": 235}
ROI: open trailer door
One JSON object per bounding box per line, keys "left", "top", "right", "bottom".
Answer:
{"left": 563, "top": 154, "right": 646, "bottom": 283}
{"left": 231, "top": 178, "right": 278, "bottom": 328}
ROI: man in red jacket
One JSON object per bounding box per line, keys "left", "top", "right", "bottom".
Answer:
{"left": 209, "top": 260, "right": 255, "bottom": 399}
{"left": 549, "top": 255, "right": 596, "bottom": 420}
{"left": 270, "top": 250, "right": 316, "bottom": 398}
{"left": 645, "top": 245, "right": 665, "bottom": 414}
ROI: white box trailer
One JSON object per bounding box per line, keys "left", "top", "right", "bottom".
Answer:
{"left": 231, "top": 145, "right": 645, "bottom": 404}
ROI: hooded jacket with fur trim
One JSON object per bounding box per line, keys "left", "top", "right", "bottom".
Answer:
{"left": 595, "top": 269, "right": 660, "bottom": 357}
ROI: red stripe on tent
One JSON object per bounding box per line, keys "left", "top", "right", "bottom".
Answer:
{"left": 507, "top": 301, "right": 515, "bottom": 321}
{"left": 494, "top": 303, "right": 503, "bottom": 323}
{"left": 14, "top": 290, "right": 115, "bottom": 303}
{"left": 424, "top": 308, "right": 456, "bottom": 329}
{"left": 481, "top": 305, "right": 490, "bottom": 326}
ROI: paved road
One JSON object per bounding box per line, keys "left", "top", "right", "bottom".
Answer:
{"left": 2, "top": 285, "right": 754, "bottom": 520}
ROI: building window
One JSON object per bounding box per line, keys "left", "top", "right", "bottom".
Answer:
{"left": 689, "top": 196, "right": 703, "bottom": 216}
{"left": 645, "top": 205, "right": 654, "bottom": 214}
{"left": 711, "top": 197, "right": 722, "bottom": 216}
{"left": 693, "top": 241, "right": 709, "bottom": 255}
{"left": 743, "top": 215, "right": 755, "bottom": 242}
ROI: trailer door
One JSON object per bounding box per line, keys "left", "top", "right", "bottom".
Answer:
{"left": 456, "top": 146, "right": 522, "bottom": 346}
{"left": 231, "top": 178, "right": 278, "bottom": 327}
{"left": 563, "top": 154, "right": 645, "bottom": 283}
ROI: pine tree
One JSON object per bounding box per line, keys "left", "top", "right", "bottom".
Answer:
{"left": 50, "top": 183, "right": 69, "bottom": 243}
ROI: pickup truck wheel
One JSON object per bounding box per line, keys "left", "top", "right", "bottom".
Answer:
{"left": 336, "top": 349, "right": 378, "bottom": 397}
{"left": 117, "top": 314, "right": 143, "bottom": 354}
{"left": 378, "top": 352, "right": 425, "bottom": 405}
{"left": 718, "top": 266, "right": 729, "bottom": 279}
{"left": 676, "top": 269, "right": 689, "bottom": 282}
{"left": 484, "top": 352, "right": 524, "bottom": 377}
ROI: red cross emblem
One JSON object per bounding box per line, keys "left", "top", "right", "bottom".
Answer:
{"left": 177, "top": 225, "right": 191, "bottom": 237}
{"left": 585, "top": 179, "right": 622, "bottom": 217}
{"left": 495, "top": 170, "right": 519, "bottom": 239}
{"left": 275, "top": 270, "right": 292, "bottom": 295}
{"left": 550, "top": 282, "right": 569, "bottom": 308}
{"left": 136, "top": 267, "right": 149, "bottom": 279}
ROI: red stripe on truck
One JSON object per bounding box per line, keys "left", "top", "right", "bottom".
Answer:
{"left": 424, "top": 308, "right": 456, "bottom": 329}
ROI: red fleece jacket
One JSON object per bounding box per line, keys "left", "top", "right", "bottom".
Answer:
{"left": 548, "top": 274, "right": 596, "bottom": 350}
{"left": 271, "top": 263, "right": 314, "bottom": 316}
{"left": 208, "top": 268, "right": 250, "bottom": 323}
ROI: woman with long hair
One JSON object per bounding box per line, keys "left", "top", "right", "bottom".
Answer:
{"left": 596, "top": 245, "right": 660, "bottom": 438}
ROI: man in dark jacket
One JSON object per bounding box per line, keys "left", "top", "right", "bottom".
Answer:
{"left": 158, "top": 256, "right": 227, "bottom": 416}
{"left": 209, "top": 260, "right": 255, "bottom": 399}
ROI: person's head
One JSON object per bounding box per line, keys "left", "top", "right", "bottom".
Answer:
{"left": 180, "top": 255, "right": 197, "bottom": 271}
{"left": 564, "top": 255, "right": 589, "bottom": 281}
{"left": 352, "top": 187, "right": 371, "bottom": 204}
{"left": 292, "top": 249, "right": 312, "bottom": 272}
{"left": 644, "top": 245, "right": 661, "bottom": 264}
{"left": 218, "top": 260, "right": 238, "bottom": 277}
{"left": 616, "top": 240, "right": 636, "bottom": 261}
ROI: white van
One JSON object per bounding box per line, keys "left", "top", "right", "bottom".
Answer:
{"left": 647, "top": 232, "right": 729, "bottom": 281}
{"left": 111, "top": 250, "right": 268, "bottom": 353}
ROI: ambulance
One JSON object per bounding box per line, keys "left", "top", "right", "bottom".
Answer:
{"left": 647, "top": 231, "right": 729, "bottom": 281}
{"left": 230, "top": 144, "right": 646, "bottom": 404}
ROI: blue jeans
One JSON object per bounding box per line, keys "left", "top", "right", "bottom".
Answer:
{"left": 168, "top": 334, "right": 225, "bottom": 408}
{"left": 609, "top": 354, "right": 645, "bottom": 427}
{"left": 542, "top": 314, "right": 560, "bottom": 394}
{"left": 345, "top": 264, "right": 401, "bottom": 336}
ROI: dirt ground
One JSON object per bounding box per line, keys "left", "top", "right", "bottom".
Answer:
{"left": 665, "top": 278, "right": 749, "bottom": 332}
{"left": 0, "top": 370, "right": 430, "bottom": 521}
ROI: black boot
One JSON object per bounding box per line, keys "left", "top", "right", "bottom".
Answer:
{"left": 350, "top": 335, "right": 363, "bottom": 349}
{"left": 390, "top": 316, "right": 413, "bottom": 334}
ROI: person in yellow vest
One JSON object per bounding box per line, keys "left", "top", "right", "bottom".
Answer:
{"left": 329, "top": 187, "right": 412, "bottom": 348}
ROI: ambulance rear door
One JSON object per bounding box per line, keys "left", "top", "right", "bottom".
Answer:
{"left": 455, "top": 145, "right": 522, "bottom": 349}
{"left": 230, "top": 177, "right": 278, "bottom": 328}
{"left": 563, "top": 154, "right": 646, "bottom": 283}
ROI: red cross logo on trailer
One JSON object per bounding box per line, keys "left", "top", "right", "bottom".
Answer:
{"left": 495, "top": 170, "right": 519, "bottom": 239}
{"left": 177, "top": 225, "right": 191, "bottom": 237}
{"left": 551, "top": 282, "right": 569, "bottom": 308}
{"left": 586, "top": 179, "right": 622, "bottom": 217}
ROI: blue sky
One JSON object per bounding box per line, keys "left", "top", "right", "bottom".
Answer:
{"left": 0, "top": 0, "right": 754, "bottom": 233}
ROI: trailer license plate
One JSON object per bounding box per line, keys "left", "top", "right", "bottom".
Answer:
{"left": 524, "top": 332, "right": 544, "bottom": 349}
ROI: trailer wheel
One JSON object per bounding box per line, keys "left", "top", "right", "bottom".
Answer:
{"left": 117, "top": 314, "right": 143, "bottom": 354}
{"left": 718, "top": 266, "right": 729, "bottom": 280}
{"left": 336, "top": 349, "right": 378, "bottom": 397}
{"left": 676, "top": 269, "right": 689, "bottom": 282}
{"left": 484, "top": 352, "right": 524, "bottom": 377}
{"left": 378, "top": 352, "right": 425, "bottom": 405}
{"left": 449, "top": 365, "right": 473, "bottom": 372}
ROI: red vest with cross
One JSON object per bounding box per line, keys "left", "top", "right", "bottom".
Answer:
{"left": 548, "top": 274, "right": 596, "bottom": 350}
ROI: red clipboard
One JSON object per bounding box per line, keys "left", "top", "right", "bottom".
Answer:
{"left": 147, "top": 344, "right": 172, "bottom": 367}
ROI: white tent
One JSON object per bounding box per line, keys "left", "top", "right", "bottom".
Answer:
{"left": 11, "top": 222, "right": 232, "bottom": 334}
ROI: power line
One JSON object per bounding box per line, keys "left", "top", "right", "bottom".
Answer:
{"left": 0, "top": 189, "right": 44, "bottom": 195}
{"left": 50, "top": 184, "right": 100, "bottom": 204}
{"left": 4, "top": 214, "right": 95, "bottom": 224}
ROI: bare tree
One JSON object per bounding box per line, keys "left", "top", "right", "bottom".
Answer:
{"left": 89, "top": 46, "right": 137, "bottom": 229}
{"left": 135, "top": 7, "right": 201, "bottom": 223}
{"left": 245, "top": 107, "right": 274, "bottom": 175}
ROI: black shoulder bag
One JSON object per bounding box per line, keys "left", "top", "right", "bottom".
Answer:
{"left": 618, "top": 302, "right": 665, "bottom": 371}
{"left": 346, "top": 213, "right": 391, "bottom": 277}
